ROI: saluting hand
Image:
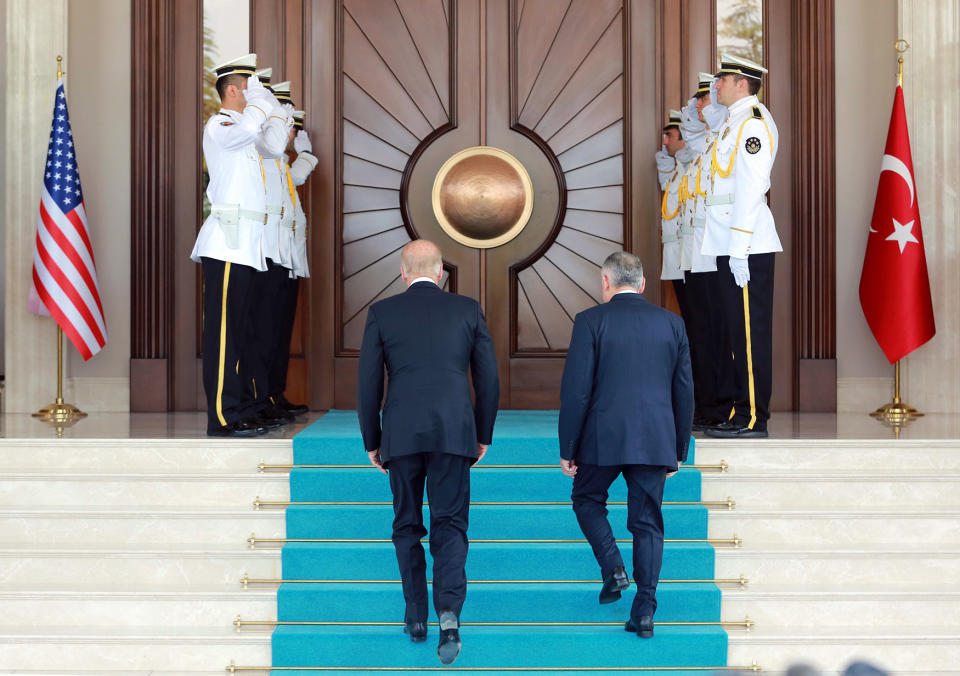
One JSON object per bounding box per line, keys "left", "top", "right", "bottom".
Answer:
{"left": 560, "top": 458, "right": 578, "bottom": 478}
{"left": 368, "top": 449, "right": 387, "bottom": 475}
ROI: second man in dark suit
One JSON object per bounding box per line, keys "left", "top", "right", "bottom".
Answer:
{"left": 357, "top": 239, "right": 500, "bottom": 665}
{"left": 558, "top": 251, "right": 694, "bottom": 639}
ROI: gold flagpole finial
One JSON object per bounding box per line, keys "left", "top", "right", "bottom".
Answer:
{"left": 56, "top": 55, "right": 63, "bottom": 79}
{"left": 895, "top": 39, "right": 910, "bottom": 87}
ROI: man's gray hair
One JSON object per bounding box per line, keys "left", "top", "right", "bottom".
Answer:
{"left": 601, "top": 251, "right": 644, "bottom": 289}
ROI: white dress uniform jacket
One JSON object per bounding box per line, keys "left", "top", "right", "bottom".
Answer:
{"left": 191, "top": 106, "right": 290, "bottom": 270}
{"left": 288, "top": 151, "right": 318, "bottom": 279}
{"left": 680, "top": 133, "right": 718, "bottom": 273}
{"left": 700, "top": 95, "right": 781, "bottom": 259}
{"left": 256, "top": 146, "right": 290, "bottom": 268}
{"left": 660, "top": 160, "right": 688, "bottom": 281}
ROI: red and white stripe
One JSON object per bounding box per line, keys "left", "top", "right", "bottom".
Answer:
{"left": 31, "top": 187, "right": 107, "bottom": 360}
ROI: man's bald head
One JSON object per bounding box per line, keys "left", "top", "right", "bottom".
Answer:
{"left": 401, "top": 239, "right": 443, "bottom": 281}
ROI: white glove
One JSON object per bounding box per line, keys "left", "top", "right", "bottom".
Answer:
{"left": 282, "top": 103, "right": 295, "bottom": 116}
{"left": 702, "top": 102, "right": 728, "bottom": 130}
{"left": 655, "top": 144, "right": 675, "bottom": 172}
{"left": 675, "top": 147, "right": 697, "bottom": 164}
{"left": 729, "top": 256, "right": 750, "bottom": 287}
{"left": 294, "top": 130, "right": 312, "bottom": 154}
{"left": 709, "top": 77, "right": 719, "bottom": 105}
{"left": 680, "top": 98, "right": 705, "bottom": 137}
{"left": 243, "top": 76, "right": 273, "bottom": 109}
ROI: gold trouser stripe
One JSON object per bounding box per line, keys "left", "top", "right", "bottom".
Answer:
{"left": 742, "top": 285, "right": 757, "bottom": 429}
{"left": 215, "top": 262, "right": 232, "bottom": 427}
{"left": 252, "top": 377, "right": 258, "bottom": 400}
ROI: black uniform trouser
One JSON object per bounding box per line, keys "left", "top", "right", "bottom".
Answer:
{"left": 388, "top": 452, "right": 471, "bottom": 623}
{"left": 268, "top": 275, "right": 300, "bottom": 400}
{"left": 716, "top": 253, "right": 775, "bottom": 430}
{"left": 201, "top": 258, "right": 261, "bottom": 431}
{"left": 673, "top": 273, "right": 733, "bottom": 423}
{"left": 571, "top": 463, "right": 667, "bottom": 619}
{"left": 249, "top": 261, "right": 290, "bottom": 410}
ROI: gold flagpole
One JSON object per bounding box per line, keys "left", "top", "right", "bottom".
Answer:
{"left": 32, "top": 56, "right": 87, "bottom": 429}
{"left": 869, "top": 39, "right": 922, "bottom": 428}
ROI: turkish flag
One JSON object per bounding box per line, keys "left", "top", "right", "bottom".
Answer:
{"left": 858, "top": 85, "right": 935, "bottom": 363}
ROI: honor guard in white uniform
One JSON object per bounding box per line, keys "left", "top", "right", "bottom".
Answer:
{"left": 673, "top": 73, "right": 735, "bottom": 429}
{"left": 265, "top": 110, "right": 318, "bottom": 416}
{"left": 659, "top": 110, "right": 687, "bottom": 287}
{"left": 701, "top": 54, "right": 780, "bottom": 439}
{"left": 192, "top": 53, "right": 290, "bottom": 437}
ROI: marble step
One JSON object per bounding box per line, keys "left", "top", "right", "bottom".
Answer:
{"left": 728, "top": 626, "right": 960, "bottom": 672}
{"left": 721, "top": 584, "right": 960, "bottom": 627}
{"left": 703, "top": 469, "right": 960, "bottom": 508}
{"left": 0, "top": 584, "right": 277, "bottom": 627}
{"left": 708, "top": 507, "right": 960, "bottom": 544}
{"left": 716, "top": 543, "right": 960, "bottom": 584}
{"left": 0, "top": 543, "right": 281, "bottom": 585}
{"left": 0, "top": 438, "right": 292, "bottom": 473}
{"left": 0, "top": 472, "right": 288, "bottom": 507}
{"left": 0, "top": 506, "right": 284, "bottom": 544}
{"left": 0, "top": 626, "right": 270, "bottom": 671}
{"left": 694, "top": 437, "right": 960, "bottom": 471}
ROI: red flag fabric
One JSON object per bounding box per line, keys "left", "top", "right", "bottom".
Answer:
{"left": 858, "top": 85, "right": 935, "bottom": 364}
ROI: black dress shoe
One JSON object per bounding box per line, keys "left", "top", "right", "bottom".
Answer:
{"left": 262, "top": 404, "right": 296, "bottom": 421}
{"left": 692, "top": 418, "right": 723, "bottom": 432}
{"left": 599, "top": 565, "right": 630, "bottom": 604}
{"left": 704, "top": 422, "right": 768, "bottom": 439}
{"left": 625, "top": 615, "right": 654, "bottom": 638}
{"left": 277, "top": 395, "right": 308, "bottom": 416}
{"left": 207, "top": 419, "right": 266, "bottom": 437}
{"left": 437, "top": 610, "right": 461, "bottom": 665}
{"left": 403, "top": 621, "right": 427, "bottom": 643}
{"left": 254, "top": 413, "right": 287, "bottom": 430}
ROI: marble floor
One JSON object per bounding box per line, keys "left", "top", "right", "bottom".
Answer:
{"left": 0, "top": 410, "right": 957, "bottom": 440}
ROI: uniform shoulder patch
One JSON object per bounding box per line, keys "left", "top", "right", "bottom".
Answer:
{"left": 745, "top": 136, "right": 762, "bottom": 154}
{"left": 220, "top": 121, "right": 234, "bottom": 126}
{"left": 752, "top": 106, "right": 763, "bottom": 120}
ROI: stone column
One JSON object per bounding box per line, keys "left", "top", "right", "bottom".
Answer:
{"left": 3, "top": 0, "right": 68, "bottom": 413}
{"left": 899, "top": 0, "right": 960, "bottom": 413}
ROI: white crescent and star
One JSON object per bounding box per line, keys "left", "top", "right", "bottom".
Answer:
{"left": 886, "top": 217, "right": 919, "bottom": 254}
{"left": 870, "top": 153, "right": 916, "bottom": 234}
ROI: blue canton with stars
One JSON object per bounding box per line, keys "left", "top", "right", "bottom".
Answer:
{"left": 44, "top": 81, "right": 83, "bottom": 211}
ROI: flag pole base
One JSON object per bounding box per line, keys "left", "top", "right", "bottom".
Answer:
{"left": 32, "top": 401, "right": 87, "bottom": 425}
{"left": 870, "top": 401, "right": 923, "bottom": 425}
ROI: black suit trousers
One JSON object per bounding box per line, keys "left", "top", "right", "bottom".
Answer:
{"left": 388, "top": 452, "right": 471, "bottom": 623}
{"left": 248, "top": 261, "right": 290, "bottom": 409}
{"left": 201, "top": 258, "right": 260, "bottom": 431}
{"left": 571, "top": 463, "right": 667, "bottom": 618}
{"left": 716, "top": 254, "right": 775, "bottom": 430}
{"left": 268, "top": 275, "right": 300, "bottom": 399}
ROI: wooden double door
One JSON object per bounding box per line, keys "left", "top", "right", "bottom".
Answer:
{"left": 324, "top": 0, "right": 661, "bottom": 408}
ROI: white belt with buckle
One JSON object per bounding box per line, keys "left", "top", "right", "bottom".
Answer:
{"left": 692, "top": 216, "right": 706, "bottom": 229}
{"left": 705, "top": 193, "right": 734, "bottom": 206}
{"left": 661, "top": 232, "right": 679, "bottom": 244}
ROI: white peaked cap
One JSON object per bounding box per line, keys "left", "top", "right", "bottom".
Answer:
{"left": 212, "top": 53, "right": 257, "bottom": 79}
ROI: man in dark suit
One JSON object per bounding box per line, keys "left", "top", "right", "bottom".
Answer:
{"left": 357, "top": 239, "right": 500, "bottom": 665}
{"left": 558, "top": 251, "right": 694, "bottom": 639}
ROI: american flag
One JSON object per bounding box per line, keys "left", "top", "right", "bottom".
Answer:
{"left": 30, "top": 77, "right": 107, "bottom": 360}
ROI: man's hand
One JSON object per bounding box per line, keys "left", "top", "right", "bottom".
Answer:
{"left": 368, "top": 449, "right": 387, "bottom": 475}
{"left": 729, "top": 256, "right": 750, "bottom": 287}
{"left": 294, "top": 130, "right": 313, "bottom": 154}
{"left": 655, "top": 144, "right": 675, "bottom": 172}
{"left": 666, "top": 469, "right": 678, "bottom": 479}
{"left": 560, "top": 458, "right": 578, "bottom": 478}
{"left": 476, "top": 443, "right": 489, "bottom": 464}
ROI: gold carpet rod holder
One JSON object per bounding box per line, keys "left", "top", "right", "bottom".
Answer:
{"left": 253, "top": 497, "right": 735, "bottom": 510}
{"left": 240, "top": 573, "right": 748, "bottom": 589}
{"left": 233, "top": 615, "right": 754, "bottom": 632}
{"left": 247, "top": 533, "right": 742, "bottom": 549}
{"left": 259, "top": 460, "right": 728, "bottom": 473}
{"left": 227, "top": 661, "right": 762, "bottom": 673}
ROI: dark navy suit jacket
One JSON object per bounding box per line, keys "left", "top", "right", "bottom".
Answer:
{"left": 357, "top": 281, "right": 500, "bottom": 463}
{"left": 558, "top": 292, "right": 694, "bottom": 469}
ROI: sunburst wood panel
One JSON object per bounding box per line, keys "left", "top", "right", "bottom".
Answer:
{"left": 340, "top": 0, "right": 451, "bottom": 350}
{"left": 514, "top": 0, "right": 625, "bottom": 352}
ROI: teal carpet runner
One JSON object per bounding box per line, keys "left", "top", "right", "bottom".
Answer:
{"left": 272, "top": 410, "right": 727, "bottom": 674}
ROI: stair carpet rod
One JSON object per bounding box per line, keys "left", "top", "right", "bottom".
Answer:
{"left": 253, "top": 497, "right": 736, "bottom": 510}
{"left": 246, "top": 533, "right": 743, "bottom": 548}
{"left": 227, "top": 662, "right": 762, "bottom": 673}
{"left": 259, "top": 460, "right": 729, "bottom": 473}
{"left": 233, "top": 615, "right": 755, "bottom": 632}
{"left": 239, "top": 573, "right": 749, "bottom": 588}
